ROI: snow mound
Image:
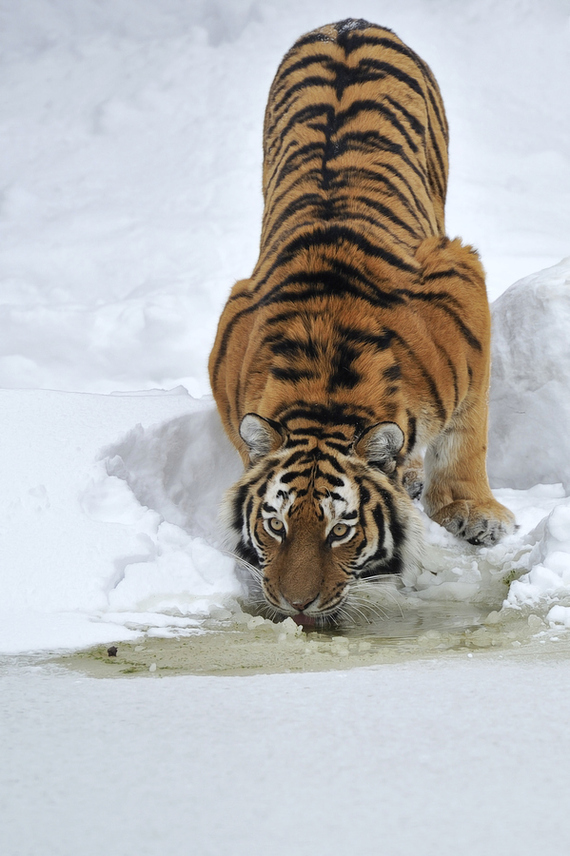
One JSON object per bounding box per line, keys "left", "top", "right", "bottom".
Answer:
{"left": 488, "top": 256, "right": 570, "bottom": 491}
{"left": 81, "top": 402, "right": 244, "bottom": 625}
{"left": 99, "top": 404, "right": 242, "bottom": 539}
{"left": 506, "top": 498, "right": 570, "bottom": 616}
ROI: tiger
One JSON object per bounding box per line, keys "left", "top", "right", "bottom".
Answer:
{"left": 208, "top": 18, "right": 515, "bottom": 627}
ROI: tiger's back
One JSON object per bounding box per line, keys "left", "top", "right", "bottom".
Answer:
{"left": 258, "top": 19, "right": 448, "bottom": 274}
{"left": 209, "top": 20, "right": 515, "bottom": 626}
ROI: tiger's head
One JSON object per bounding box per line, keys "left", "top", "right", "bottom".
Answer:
{"left": 224, "top": 413, "right": 423, "bottom": 626}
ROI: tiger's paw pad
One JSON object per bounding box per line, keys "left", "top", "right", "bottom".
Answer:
{"left": 431, "top": 500, "right": 515, "bottom": 547}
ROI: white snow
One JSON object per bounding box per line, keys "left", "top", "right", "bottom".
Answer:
{"left": 489, "top": 256, "right": 570, "bottom": 491}
{"left": 1, "top": 1, "right": 570, "bottom": 853}
{"left": 3, "top": 657, "right": 570, "bottom": 856}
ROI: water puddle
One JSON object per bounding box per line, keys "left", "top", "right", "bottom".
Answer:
{"left": 52, "top": 594, "right": 570, "bottom": 678}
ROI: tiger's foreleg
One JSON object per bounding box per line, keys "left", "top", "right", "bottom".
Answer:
{"left": 421, "top": 381, "right": 515, "bottom": 546}
{"left": 416, "top": 237, "right": 515, "bottom": 546}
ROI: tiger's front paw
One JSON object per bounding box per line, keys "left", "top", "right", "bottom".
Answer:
{"left": 431, "top": 499, "right": 516, "bottom": 547}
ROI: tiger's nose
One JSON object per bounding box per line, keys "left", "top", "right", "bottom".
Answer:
{"left": 288, "top": 595, "right": 318, "bottom": 612}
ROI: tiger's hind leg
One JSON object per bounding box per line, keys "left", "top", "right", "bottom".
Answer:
{"left": 421, "top": 397, "right": 515, "bottom": 546}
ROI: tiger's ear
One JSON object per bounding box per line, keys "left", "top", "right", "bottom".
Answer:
{"left": 239, "top": 413, "right": 285, "bottom": 464}
{"left": 354, "top": 422, "right": 404, "bottom": 474}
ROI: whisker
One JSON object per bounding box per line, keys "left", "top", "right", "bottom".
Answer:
{"left": 220, "top": 548, "right": 264, "bottom": 583}
{"left": 351, "top": 579, "right": 405, "bottom": 617}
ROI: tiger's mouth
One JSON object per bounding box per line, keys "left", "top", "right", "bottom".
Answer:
{"left": 291, "top": 612, "right": 317, "bottom": 628}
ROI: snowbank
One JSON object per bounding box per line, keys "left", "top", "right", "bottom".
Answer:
{"left": 489, "top": 256, "right": 570, "bottom": 492}
{"left": 0, "top": 389, "right": 243, "bottom": 652}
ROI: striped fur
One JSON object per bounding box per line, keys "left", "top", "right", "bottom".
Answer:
{"left": 209, "top": 19, "right": 515, "bottom": 625}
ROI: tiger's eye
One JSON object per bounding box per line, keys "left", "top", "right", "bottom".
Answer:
{"left": 332, "top": 523, "right": 349, "bottom": 538}
{"left": 269, "top": 517, "right": 284, "bottom": 532}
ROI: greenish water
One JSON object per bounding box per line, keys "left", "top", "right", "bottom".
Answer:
{"left": 52, "top": 598, "right": 569, "bottom": 678}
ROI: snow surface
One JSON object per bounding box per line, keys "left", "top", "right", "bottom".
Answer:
{"left": 1, "top": 1, "right": 570, "bottom": 854}
{"left": 3, "top": 657, "right": 570, "bottom": 856}
{"left": 489, "top": 256, "right": 570, "bottom": 492}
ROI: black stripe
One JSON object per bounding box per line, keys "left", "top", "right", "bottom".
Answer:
{"left": 425, "top": 82, "right": 449, "bottom": 146}
{"left": 260, "top": 208, "right": 417, "bottom": 278}
{"left": 379, "top": 487, "right": 405, "bottom": 560}
{"left": 256, "top": 281, "right": 397, "bottom": 316}
{"left": 269, "top": 102, "right": 333, "bottom": 155}
{"left": 273, "top": 52, "right": 336, "bottom": 87}
{"left": 257, "top": 473, "right": 275, "bottom": 497}
{"left": 422, "top": 268, "right": 473, "bottom": 283}
{"left": 321, "top": 472, "right": 344, "bottom": 488}
{"left": 353, "top": 57, "right": 424, "bottom": 97}
{"left": 287, "top": 31, "right": 335, "bottom": 53}
{"left": 280, "top": 402, "right": 371, "bottom": 429}
{"left": 351, "top": 194, "right": 420, "bottom": 239}
{"left": 327, "top": 341, "right": 362, "bottom": 392}
{"left": 253, "top": 258, "right": 408, "bottom": 308}
{"left": 265, "top": 138, "right": 327, "bottom": 192}
{"left": 406, "top": 413, "right": 417, "bottom": 454}
{"left": 385, "top": 94, "right": 425, "bottom": 140}
{"left": 314, "top": 451, "right": 346, "bottom": 473}
{"left": 261, "top": 158, "right": 429, "bottom": 244}
{"left": 270, "top": 366, "right": 317, "bottom": 382}
{"left": 383, "top": 364, "right": 401, "bottom": 381}
{"left": 333, "top": 130, "right": 432, "bottom": 199}
{"left": 341, "top": 30, "right": 440, "bottom": 94}
{"left": 337, "top": 99, "right": 419, "bottom": 152}
{"left": 370, "top": 503, "right": 387, "bottom": 561}
{"left": 264, "top": 191, "right": 420, "bottom": 252}
{"left": 231, "top": 483, "right": 248, "bottom": 532}
{"left": 262, "top": 191, "right": 325, "bottom": 246}
{"left": 280, "top": 468, "right": 312, "bottom": 484}
{"left": 436, "top": 305, "right": 481, "bottom": 352}
{"left": 272, "top": 224, "right": 417, "bottom": 275}
{"left": 245, "top": 495, "right": 254, "bottom": 542}
{"left": 336, "top": 164, "right": 433, "bottom": 229}
{"left": 270, "top": 74, "right": 334, "bottom": 118}
{"left": 388, "top": 328, "right": 447, "bottom": 423}
{"left": 355, "top": 480, "right": 370, "bottom": 558}
{"left": 267, "top": 335, "right": 319, "bottom": 360}
{"left": 326, "top": 440, "right": 352, "bottom": 454}
{"left": 396, "top": 291, "right": 482, "bottom": 351}
{"left": 281, "top": 449, "right": 308, "bottom": 468}
{"left": 338, "top": 325, "right": 394, "bottom": 350}
{"left": 235, "top": 537, "right": 260, "bottom": 571}
{"left": 435, "top": 343, "right": 459, "bottom": 410}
